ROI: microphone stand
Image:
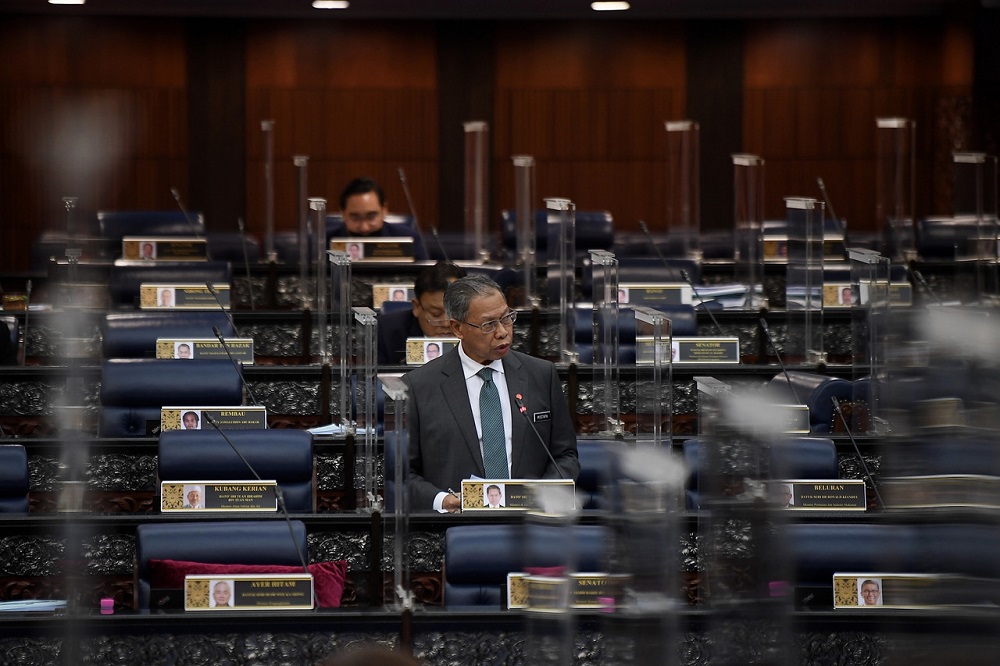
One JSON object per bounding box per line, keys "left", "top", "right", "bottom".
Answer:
{"left": 237, "top": 217, "right": 255, "bottom": 311}
{"left": 212, "top": 325, "right": 261, "bottom": 406}
{"left": 206, "top": 282, "right": 238, "bottom": 332}
{"left": 171, "top": 187, "right": 211, "bottom": 260}
{"left": 513, "top": 393, "right": 567, "bottom": 480}
{"left": 759, "top": 318, "right": 800, "bottom": 404}
{"left": 831, "top": 397, "right": 884, "bottom": 509}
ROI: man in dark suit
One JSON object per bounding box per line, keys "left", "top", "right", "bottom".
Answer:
{"left": 377, "top": 261, "right": 466, "bottom": 365}
{"left": 328, "top": 177, "right": 428, "bottom": 260}
{"left": 404, "top": 274, "right": 579, "bottom": 512}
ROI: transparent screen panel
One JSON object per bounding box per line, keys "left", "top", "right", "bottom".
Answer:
{"left": 876, "top": 118, "right": 916, "bottom": 261}
{"left": 310, "top": 198, "right": 328, "bottom": 356}
{"left": 513, "top": 155, "right": 539, "bottom": 306}
{"left": 591, "top": 250, "right": 622, "bottom": 435}
{"left": 953, "top": 152, "right": 998, "bottom": 299}
{"left": 784, "top": 197, "right": 825, "bottom": 363}
{"left": 328, "top": 250, "right": 352, "bottom": 427}
{"left": 261, "top": 119, "right": 276, "bottom": 262}
{"left": 380, "top": 376, "right": 412, "bottom": 612}
{"left": 546, "top": 198, "right": 577, "bottom": 363}
{"left": 294, "top": 156, "right": 310, "bottom": 294}
{"left": 353, "top": 307, "right": 378, "bottom": 511}
{"left": 849, "top": 248, "right": 891, "bottom": 435}
{"left": 633, "top": 307, "right": 672, "bottom": 447}
{"left": 464, "top": 121, "right": 490, "bottom": 262}
{"left": 732, "top": 154, "right": 765, "bottom": 309}
{"left": 665, "top": 120, "right": 700, "bottom": 258}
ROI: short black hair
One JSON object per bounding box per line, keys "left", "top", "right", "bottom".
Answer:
{"left": 444, "top": 274, "right": 503, "bottom": 322}
{"left": 339, "top": 177, "right": 385, "bottom": 209}
{"left": 414, "top": 261, "right": 467, "bottom": 299}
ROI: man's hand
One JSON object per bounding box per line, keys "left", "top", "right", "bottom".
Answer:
{"left": 443, "top": 493, "right": 461, "bottom": 513}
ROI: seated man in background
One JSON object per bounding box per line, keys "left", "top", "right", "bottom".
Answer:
{"left": 404, "top": 274, "right": 579, "bottom": 513}
{"left": 377, "top": 261, "right": 466, "bottom": 365}
{"left": 330, "top": 177, "right": 428, "bottom": 260}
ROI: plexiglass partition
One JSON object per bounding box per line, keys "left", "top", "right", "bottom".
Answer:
{"left": 353, "top": 307, "right": 378, "bottom": 511}
{"left": 512, "top": 155, "right": 539, "bottom": 306}
{"left": 261, "top": 119, "right": 276, "bottom": 262}
{"left": 379, "top": 376, "right": 412, "bottom": 612}
{"left": 590, "top": 250, "right": 622, "bottom": 435}
{"left": 665, "top": 120, "right": 700, "bottom": 258}
{"left": 953, "top": 152, "right": 999, "bottom": 299}
{"left": 294, "top": 155, "right": 310, "bottom": 294}
{"left": 633, "top": 306, "right": 672, "bottom": 447}
{"left": 546, "top": 198, "right": 578, "bottom": 363}
{"left": 849, "top": 247, "right": 891, "bottom": 435}
{"left": 733, "top": 154, "right": 765, "bottom": 309}
{"left": 877, "top": 117, "right": 916, "bottom": 262}
{"left": 464, "top": 121, "right": 490, "bottom": 262}
{"left": 310, "top": 197, "right": 328, "bottom": 335}
{"left": 328, "top": 249, "right": 352, "bottom": 428}
{"left": 785, "top": 197, "right": 825, "bottom": 364}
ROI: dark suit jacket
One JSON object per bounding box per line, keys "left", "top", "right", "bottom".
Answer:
{"left": 403, "top": 348, "right": 579, "bottom": 510}
{"left": 377, "top": 308, "right": 425, "bottom": 366}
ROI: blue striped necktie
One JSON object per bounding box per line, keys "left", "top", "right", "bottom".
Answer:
{"left": 478, "top": 367, "right": 509, "bottom": 479}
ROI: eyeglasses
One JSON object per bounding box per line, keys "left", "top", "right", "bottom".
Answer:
{"left": 458, "top": 310, "right": 517, "bottom": 334}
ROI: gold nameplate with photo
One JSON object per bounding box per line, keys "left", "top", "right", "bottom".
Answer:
{"left": 405, "top": 337, "right": 459, "bottom": 365}
{"left": 155, "top": 338, "right": 253, "bottom": 363}
{"left": 140, "top": 283, "right": 230, "bottom": 310}
{"left": 823, "top": 283, "right": 856, "bottom": 308}
{"left": 882, "top": 474, "right": 1000, "bottom": 509}
{"left": 373, "top": 283, "right": 415, "bottom": 306}
{"left": 123, "top": 236, "right": 209, "bottom": 261}
{"left": 832, "top": 573, "right": 994, "bottom": 609}
{"left": 330, "top": 237, "right": 414, "bottom": 262}
{"left": 161, "top": 480, "right": 278, "bottom": 512}
{"left": 160, "top": 406, "right": 267, "bottom": 432}
{"left": 768, "top": 480, "right": 867, "bottom": 511}
{"left": 460, "top": 479, "right": 576, "bottom": 513}
{"left": 184, "top": 574, "right": 314, "bottom": 611}
{"left": 636, "top": 336, "right": 740, "bottom": 365}
{"left": 618, "top": 283, "right": 691, "bottom": 306}
{"left": 858, "top": 280, "right": 914, "bottom": 307}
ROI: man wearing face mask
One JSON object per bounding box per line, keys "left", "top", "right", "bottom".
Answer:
{"left": 377, "top": 261, "right": 466, "bottom": 365}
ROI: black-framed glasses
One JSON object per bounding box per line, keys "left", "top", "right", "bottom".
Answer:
{"left": 458, "top": 310, "right": 517, "bottom": 334}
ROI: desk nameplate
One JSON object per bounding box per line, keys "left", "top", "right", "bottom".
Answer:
{"left": 140, "top": 283, "right": 230, "bottom": 310}
{"left": 373, "top": 283, "right": 414, "bottom": 305}
{"left": 833, "top": 572, "right": 996, "bottom": 609}
{"left": 160, "top": 406, "right": 267, "bottom": 431}
{"left": 184, "top": 573, "right": 313, "bottom": 611}
{"left": 155, "top": 338, "right": 253, "bottom": 363}
{"left": 460, "top": 479, "right": 576, "bottom": 513}
{"left": 618, "top": 283, "right": 691, "bottom": 306}
{"left": 768, "top": 479, "right": 867, "bottom": 511}
{"left": 161, "top": 480, "right": 278, "bottom": 512}
{"left": 124, "top": 236, "right": 209, "bottom": 261}
{"left": 637, "top": 336, "right": 740, "bottom": 364}
{"left": 882, "top": 474, "right": 1000, "bottom": 509}
{"left": 405, "top": 337, "right": 459, "bottom": 365}
{"left": 330, "top": 237, "right": 414, "bottom": 262}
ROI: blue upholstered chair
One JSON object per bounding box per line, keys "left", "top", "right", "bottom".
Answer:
{"left": 444, "top": 523, "right": 608, "bottom": 608}
{"left": 99, "top": 359, "right": 243, "bottom": 437}
{"left": 158, "top": 429, "right": 315, "bottom": 512}
{"left": 500, "top": 209, "right": 614, "bottom": 264}
{"left": 0, "top": 445, "right": 30, "bottom": 514}
{"left": 574, "top": 305, "right": 696, "bottom": 364}
{"left": 108, "top": 261, "right": 233, "bottom": 309}
{"left": 576, "top": 439, "right": 615, "bottom": 511}
{"left": 767, "top": 371, "right": 855, "bottom": 434}
{"left": 134, "top": 520, "right": 308, "bottom": 610}
{"left": 102, "top": 312, "right": 236, "bottom": 359}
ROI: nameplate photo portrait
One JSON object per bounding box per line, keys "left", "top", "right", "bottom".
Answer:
{"left": 184, "top": 573, "right": 314, "bottom": 611}
{"left": 160, "top": 406, "right": 267, "bottom": 431}
{"left": 140, "top": 283, "right": 230, "bottom": 310}
{"left": 823, "top": 283, "right": 857, "bottom": 308}
{"left": 155, "top": 338, "right": 254, "bottom": 363}
{"left": 372, "top": 283, "right": 414, "bottom": 306}
{"left": 405, "top": 337, "right": 459, "bottom": 365}
{"left": 161, "top": 480, "right": 278, "bottom": 512}
{"left": 460, "top": 479, "right": 576, "bottom": 513}
{"left": 330, "top": 237, "right": 414, "bottom": 262}
{"left": 123, "top": 236, "right": 209, "bottom": 262}
{"left": 617, "top": 283, "right": 691, "bottom": 306}
{"left": 768, "top": 480, "right": 867, "bottom": 511}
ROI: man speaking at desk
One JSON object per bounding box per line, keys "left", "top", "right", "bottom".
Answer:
{"left": 404, "top": 275, "right": 579, "bottom": 513}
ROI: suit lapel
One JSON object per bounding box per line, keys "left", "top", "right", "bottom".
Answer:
{"left": 439, "top": 350, "right": 485, "bottom": 474}
{"left": 502, "top": 353, "right": 529, "bottom": 475}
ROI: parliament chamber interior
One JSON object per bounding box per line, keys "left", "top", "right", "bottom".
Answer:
{"left": 1, "top": 0, "right": 1000, "bottom": 664}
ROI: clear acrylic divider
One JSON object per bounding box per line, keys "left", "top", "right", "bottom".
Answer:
{"left": 876, "top": 117, "right": 916, "bottom": 262}
{"left": 633, "top": 306, "right": 673, "bottom": 448}
{"left": 732, "top": 153, "right": 765, "bottom": 310}
{"left": 310, "top": 198, "right": 328, "bottom": 351}
{"left": 328, "top": 249, "right": 352, "bottom": 428}
{"left": 784, "top": 197, "right": 825, "bottom": 364}
{"left": 464, "top": 120, "right": 490, "bottom": 262}
{"left": 353, "top": 307, "right": 378, "bottom": 512}
{"left": 590, "top": 250, "right": 623, "bottom": 436}
{"left": 379, "top": 376, "right": 412, "bottom": 612}
{"left": 849, "top": 247, "right": 892, "bottom": 436}
{"left": 294, "top": 155, "right": 310, "bottom": 299}
{"left": 546, "top": 197, "right": 578, "bottom": 364}
{"left": 953, "top": 152, "right": 998, "bottom": 300}
{"left": 665, "top": 120, "right": 701, "bottom": 259}
{"left": 512, "top": 155, "right": 539, "bottom": 307}
{"left": 261, "top": 119, "right": 276, "bottom": 262}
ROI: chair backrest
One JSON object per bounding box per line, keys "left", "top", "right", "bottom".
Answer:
{"left": 99, "top": 359, "right": 243, "bottom": 437}
{"left": 108, "top": 261, "right": 232, "bottom": 309}
{"left": 577, "top": 439, "right": 615, "bottom": 511}
{"left": 0, "top": 445, "right": 30, "bottom": 514}
{"left": 768, "top": 371, "right": 854, "bottom": 434}
{"left": 98, "top": 210, "right": 205, "bottom": 241}
{"left": 580, "top": 256, "right": 701, "bottom": 302}
{"left": 134, "top": 520, "right": 308, "bottom": 610}
{"left": 444, "top": 523, "right": 607, "bottom": 608}
{"left": 500, "top": 210, "right": 614, "bottom": 260}
{"left": 158, "top": 429, "right": 314, "bottom": 512}
{"left": 102, "top": 312, "right": 236, "bottom": 359}
{"left": 206, "top": 232, "right": 260, "bottom": 264}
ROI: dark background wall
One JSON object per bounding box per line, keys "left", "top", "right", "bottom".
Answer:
{"left": 0, "top": 8, "right": 994, "bottom": 272}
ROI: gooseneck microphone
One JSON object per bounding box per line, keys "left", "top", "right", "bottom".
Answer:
{"left": 202, "top": 413, "right": 313, "bottom": 586}
{"left": 680, "top": 269, "right": 727, "bottom": 337}
{"left": 831, "top": 397, "right": 884, "bottom": 509}
{"left": 171, "top": 187, "right": 211, "bottom": 261}
{"left": 206, "top": 282, "right": 237, "bottom": 332}
{"left": 910, "top": 268, "right": 944, "bottom": 306}
{"left": 816, "top": 177, "right": 839, "bottom": 227}
{"left": 513, "top": 393, "right": 567, "bottom": 480}
{"left": 236, "top": 217, "right": 255, "bottom": 311}
{"left": 212, "top": 325, "right": 260, "bottom": 406}
{"left": 759, "top": 318, "right": 800, "bottom": 404}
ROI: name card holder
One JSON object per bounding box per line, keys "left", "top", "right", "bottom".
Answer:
{"left": 637, "top": 336, "right": 740, "bottom": 364}
{"left": 330, "top": 237, "right": 414, "bottom": 262}
{"left": 773, "top": 404, "right": 810, "bottom": 434}
{"left": 460, "top": 479, "right": 576, "bottom": 513}
{"left": 405, "top": 337, "right": 460, "bottom": 365}
{"left": 160, "top": 406, "right": 267, "bottom": 431}
{"left": 155, "top": 338, "right": 254, "bottom": 363}
{"left": 768, "top": 479, "right": 867, "bottom": 511}
{"left": 184, "top": 573, "right": 314, "bottom": 611}
{"left": 124, "top": 236, "right": 209, "bottom": 261}
{"left": 833, "top": 572, "right": 998, "bottom": 609}
{"left": 373, "top": 283, "right": 415, "bottom": 305}
{"left": 882, "top": 474, "right": 1000, "bottom": 509}
{"left": 618, "top": 283, "right": 691, "bottom": 306}
{"left": 507, "top": 572, "right": 629, "bottom": 611}
{"left": 161, "top": 480, "right": 278, "bottom": 512}
{"left": 858, "top": 280, "right": 914, "bottom": 307}
{"left": 141, "top": 283, "right": 230, "bottom": 310}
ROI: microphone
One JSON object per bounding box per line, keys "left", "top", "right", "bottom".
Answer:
{"left": 237, "top": 217, "right": 255, "bottom": 311}
{"left": 202, "top": 413, "right": 313, "bottom": 590}
{"left": 637, "top": 220, "right": 726, "bottom": 336}
{"left": 171, "top": 187, "right": 211, "bottom": 260}
{"left": 21, "top": 280, "right": 31, "bottom": 366}
{"left": 816, "top": 177, "right": 840, "bottom": 227}
{"left": 759, "top": 318, "right": 800, "bottom": 404}
{"left": 513, "top": 392, "right": 567, "bottom": 480}
{"left": 831, "top": 397, "right": 884, "bottom": 509}
{"left": 212, "top": 324, "right": 260, "bottom": 406}
{"left": 910, "top": 268, "right": 944, "bottom": 306}
{"left": 398, "top": 166, "right": 448, "bottom": 262}
{"left": 205, "top": 282, "right": 237, "bottom": 332}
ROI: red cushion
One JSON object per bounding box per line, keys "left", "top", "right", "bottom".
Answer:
{"left": 149, "top": 558, "right": 348, "bottom": 608}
